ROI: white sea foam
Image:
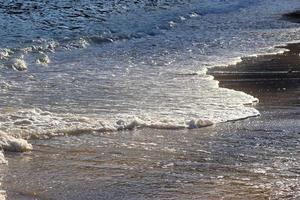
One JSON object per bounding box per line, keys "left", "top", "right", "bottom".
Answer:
{"left": 0, "top": 151, "right": 6, "bottom": 165}
{"left": 0, "top": 104, "right": 259, "bottom": 141}
{"left": 7, "top": 58, "right": 27, "bottom": 71}
{"left": 0, "top": 0, "right": 299, "bottom": 141}
{"left": 36, "top": 52, "right": 50, "bottom": 65}
{"left": 0, "top": 151, "right": 6, "bottom": 200}
{"left": 0, "top": 40, "right": 58, "bottom": 70}
{"left": 0, "top": 191, "right": 5, "bottom": 200}
{"left": 0, "top": 131, "right": 32, "bottom": 152}
{"left": 0, "top": 49, "right": 10, "bottom": 60}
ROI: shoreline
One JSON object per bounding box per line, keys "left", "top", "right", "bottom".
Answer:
{"left": 1, "top": 9, "right": 300, "bottom": 154}
{"left": 208, "top": 43, "right": 300, "bottom": 108}
{"left": 208, "top": 10, "right": 300, "bottom": 109}
{"left": 1, "top": 42, "right": 299, "bottom": 199}
{"left": 1, "top": 10, "right": 300, "bottom": 200}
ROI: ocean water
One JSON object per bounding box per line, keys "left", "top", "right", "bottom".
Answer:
{"left": 0, "top": 0, "right": 300, "bottom": 142}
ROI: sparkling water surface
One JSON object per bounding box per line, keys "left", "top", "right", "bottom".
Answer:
{"left": 1, "top": 0, "right": 300, "bottom": 135}
{"left": 0, "top": 1, "right": 300, "bottom": 199}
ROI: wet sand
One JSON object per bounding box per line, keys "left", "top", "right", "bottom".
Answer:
{"left": 283, "top": 11, "right": 300, "bottom": 23}
{"left": 209, "top": 43, "right": 300, "bottom": 107}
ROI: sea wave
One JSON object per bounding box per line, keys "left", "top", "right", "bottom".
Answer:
{"left": 0, "top": 102, "right": 259, "bottom": 138}
{"left": 0, "top": 0, "right": 300, "bottom": 155}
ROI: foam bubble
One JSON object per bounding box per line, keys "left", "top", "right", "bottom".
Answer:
{"left": 187, "top": 119, "right": 214, "bottom": 129}
{"left": 0, "top": 108, "right": 216, "bottom": 140}
{"left": 0, "top": 151, "right": 7, "bottom": 165}
{"left": 65, "top": 38, "right": 90, "bottom": 50}
{"left": 7, "top": 58, "right": 27, "bottom": 71}
{"left": 0, "top": 131, "right": 32, "bottom": 152}
{"left": 36, "top": 52, "right": 50, "bottom": 65}
{"left": 0, "top": 192, "right": 5, "bottom": 200}
{"left": 0, "top": 49, "right": 11, "bottom": 60}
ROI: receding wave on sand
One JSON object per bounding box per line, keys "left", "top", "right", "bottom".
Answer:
{"left": 0, "top": 0, "right": 300, "bottom": 160}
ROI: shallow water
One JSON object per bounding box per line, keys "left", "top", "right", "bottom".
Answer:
{"left": 2, "top": 50, "right": 300, "bottom": 199}
{"left": 3, "top": 106, "right": 300, "bottom": 200}
{"left": 1, "top": 0, "right": 300, "bottom": 138}
{"left": 0, "top": 1, "right": 300, "bottom": 199}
